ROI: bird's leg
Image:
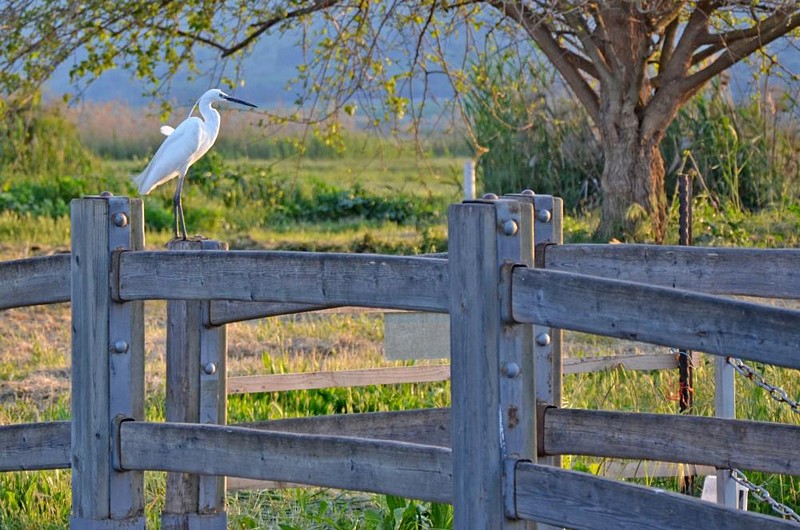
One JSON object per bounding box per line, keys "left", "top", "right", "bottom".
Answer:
{"left": 173, "top": 170, "right": 189, "bottom": 240}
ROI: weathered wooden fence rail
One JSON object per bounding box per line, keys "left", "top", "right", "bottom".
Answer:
{"left": 1, "top": 192, "right": 799, "bottom": 529}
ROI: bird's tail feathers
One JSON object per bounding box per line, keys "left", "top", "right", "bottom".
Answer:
{"left": 132, "top": 170, "right": 151, "bottom": 195}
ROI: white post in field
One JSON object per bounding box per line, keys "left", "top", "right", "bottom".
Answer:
{"left": 464, "top": 161, "right": 476, "bottom": 200}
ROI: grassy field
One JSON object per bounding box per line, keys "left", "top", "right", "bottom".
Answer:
{"left": 2, "top": 146, "right": 800, "bottom": 527}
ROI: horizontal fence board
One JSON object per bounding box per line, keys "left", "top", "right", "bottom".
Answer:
{"left": 236, "top": 408, "right": 451, "bottom": 448}
{"left": 514, "top": 462, "right": 794, "bottom": 529}
{"left": 512, "top": 267, "right": 800, "bottom": 369}
{"left": 563, "top": 353, "right": 677, "bottom": 373}
{"left": 228, "top": 365, "right": 450, "bottom": 394}
{"left": 117, "top": 251, "right": 448, "bottom": 312}
{"left": 601, "top": 461, "right": 716, "bottom": 480}
{"left": 545, "top": 244, "right": 800, "bottom": 299}
{"left": 119, "top": 422, "right": 452, "bottom": 503}
{"left": 543, "top": 408, "right": 800, "bottom": 475}
{"left": 0, "top": 421, "right": 70, "bottom": 471}
{"left": 209, "top": 300, "right": 338, "bottom": 325}
{"left": 0, "top": 254, "right": 70, "bottom": 310}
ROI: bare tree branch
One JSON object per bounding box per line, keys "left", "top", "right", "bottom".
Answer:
{"left": 486, "top": 0, "right": 600, "bottom": 124}
{"left": 221, "top": 0, "right": 342, "bottom": 58}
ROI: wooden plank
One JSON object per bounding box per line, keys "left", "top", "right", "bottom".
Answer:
{"left": 544, "top": 244, "right": 800, "bottom": 299}
{"left": 228, "top": 365, "right": 450, "bottom": 394}
{"left": 70, "top": 196, "right": 145, "bottom": 529}
{"left": 198, "top": 291, "right": 227, "bottom": 519}
{"left": 513, "top": 462, "right": 794, "bottom": 529}
{"left": 106, "top": 197, "right": 145, "bottom": 522}
{"left": 563, "top": 353, "right": 678, "bottom": 373}
{"left": 600, "top": 461, "right": 716, "bottom": 480}
{"left": 70, "top": 197, "right": 112, "bottom": 523}
{"left": 542, "top": 408, "right": 800, "bottom": 475}
{"left": 0, "top": 254, "right": 70, "bottom": 310}
{"left": 448, "top": 201, "right": 533, "bottom": 529}
{"left": 119, "top": 422, "right": 453, "bottom": 504}
{"left": 163, "top": 239, "right": 227, "bottom": 529}
{"left": 236, "top": 408, "right": 451, "bottom": 448}
{"left": 511, "top": 267, "right": 800, "bottom": 369}
{"left": 208, "top": 300, "right": 339, "bottom": 325}
{"left": 0, "top": 421, "right": 70, "bottom": 471}
{"left": 116, "top": 251, "right": 449, "bottom": 312}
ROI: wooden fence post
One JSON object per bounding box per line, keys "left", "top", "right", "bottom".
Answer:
{"left": 71, "top": 194, "right": 145, "bottom": 529}
{"left": 507, "top": 191, "right": 564, "bottom": 530}
{"left": 505, "top": 191, "right": 564, "bottom": 413}
{"left": 449, "top": 196, "right": 536, "bottom": 529}
{"left": 162, "top": 239, "right": 228, "bottom": 530}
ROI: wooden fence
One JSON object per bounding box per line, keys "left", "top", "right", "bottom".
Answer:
{"left": 1, "top": 193, "right": 800, "bottom": 529}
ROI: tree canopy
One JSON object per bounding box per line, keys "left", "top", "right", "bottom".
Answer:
{"left": 2, "top": 1, "right": 798, "bottom": 240}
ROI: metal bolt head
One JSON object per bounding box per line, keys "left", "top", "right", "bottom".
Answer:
{"left": 111, "top": 340, "right": 129, "bottom": 353}
{"left": 536, "top": 332, "right": 551, "bottom": 346}
{"left": 481, "top": 193, "right": 499, "bottom": 201}
{"left": 521, "top": 189, "right": 535, "bottom": 196}
{"left": 501, "top": 362, "right": 521, "bottom": 378}
{"left": 112, "top": 212, "right": 129, "bottom": 227}
{"left": 502, "top": 219, "right": 518, "bottom": 236}
{"left": 537, "top": 209, "right": 552, "bottom": 223}
{"left": 203, "top": 362, "right": 217, "bottom": 375}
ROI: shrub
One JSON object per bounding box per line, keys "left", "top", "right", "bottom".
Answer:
{"left": 465, "top": 58, "right": 603, "bottom": 210}
{"left": 0, "top": 98, "right": 95, "bottom": 178}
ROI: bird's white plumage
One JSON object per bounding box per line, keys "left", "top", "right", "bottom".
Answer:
{"left": 131, "top": 88, "right": 256, "bottom": 239}
{"left": 134, "top": 116, "right": 215, "bottom": 194}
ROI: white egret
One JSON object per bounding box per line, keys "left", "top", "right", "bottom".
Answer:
{"left": 133, "top": 88, "right": 257, "bottom": 239}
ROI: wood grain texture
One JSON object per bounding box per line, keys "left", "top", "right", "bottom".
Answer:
{"left": 163, "top": 239, "right": 228, "bottom": 525}
{"left": 70, "top": 198, "right": 112, "bottom": 520}
{"left": 542, "top": 408, "right": 800, "bottom": 475}
{"left": 0, "top": 421, "right": 70, "bottom": 471}
{"left": 70, "top": 197, "right": 146, "bottom": 527}
{"left": 512, "top": 267, "right": 800, "bottom": 369}
{"left": 228, "top": 365, "right": 450, "bottom": 394}
{"left": 448, "top": 202, "right": 530, "bottom": 529}
{"left": 544, "top": 244, "right": 800, "bottom": 299}
{"left": 0, "top": 254, "right": 70, "bottom": 310}
{"left": 116, "top": 251, "right": 448, "bottom": 312}
{"left": 563, "top": 352, "right": 678, "bottom": 373}
{"left": 119, "top": 422, "right": 452, "bottom": 503}
{"left": 236, "top": 408, "right": 451, "bottom": 448}
{"left": 208, "top": 300, "right": 338, "bottom": 325}
{"left": 514, "top": 462, "right": 795, "bottom": 529}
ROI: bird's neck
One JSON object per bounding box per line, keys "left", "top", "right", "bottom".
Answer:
{"left": 199, "top": 105, "right": 222, "bottom": 136}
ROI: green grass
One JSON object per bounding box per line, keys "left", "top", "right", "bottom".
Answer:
{"left": 2, "top": 136, "right": 800, "bottom": 525}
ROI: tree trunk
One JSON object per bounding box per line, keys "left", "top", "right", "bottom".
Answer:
{"left": 598, "top": 130, "right": 667, "bottom": 243}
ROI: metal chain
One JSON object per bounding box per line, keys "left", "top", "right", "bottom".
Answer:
{"left": 729, "top": 469, "right": 800, "bottom": 523}
{"left": 724, "top": 357, "right": 800, "bottom": 521}
{"left": 727, "top": 357, "right": 800, "bottom": 415}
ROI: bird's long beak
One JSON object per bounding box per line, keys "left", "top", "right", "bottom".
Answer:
{"left": 223, "top": 95, "right": 257, "bottom": 108}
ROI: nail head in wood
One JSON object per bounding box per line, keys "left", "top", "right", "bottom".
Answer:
{"left": 537, "top": 209, "right": 552, "bottom": 223}
{"left": 502, "top": 361, "right": 521, "bottom": 379}
{"left": 536, "top": 332, "right": 551, "bottom": 346}
{"left": 203, "top": 362, "right": 217, "bottom": 375}
{"left": 503, "top": 219, "right": 519, "bottom": 236}
{"left": 113, "top": 212, "right": 129, "bottom": 227}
